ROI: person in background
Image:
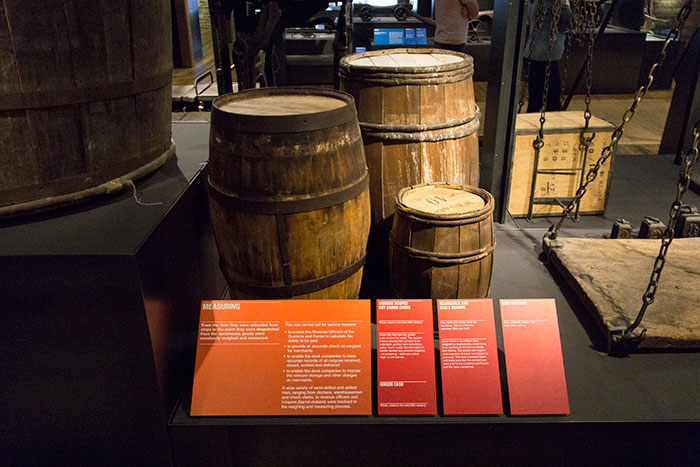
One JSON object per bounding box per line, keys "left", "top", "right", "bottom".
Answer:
{"left": 524, "top": 0, "right": 572, "bottom": 112}
{"left": 434, "top": 0, "right": 480, "bottom": 52}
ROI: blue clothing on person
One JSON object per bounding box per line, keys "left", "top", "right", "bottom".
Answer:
{"left": 523, "top": 0, "right": 572, "bottom": 62}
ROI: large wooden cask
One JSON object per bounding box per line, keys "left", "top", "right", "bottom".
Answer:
{"left": 390, "top": 183, "right": 495, "bottom": 299}
{"left": 339, "top": 49, "right": 480, "bottom": 225}
{"left": 339, "top": 49, "right": 480, "bottom": 282}
{"left": 0, "top": 0, "right": 174, "bottom": 217}
{"left": 209, "top": 87, "right": 371, "bottom": 299}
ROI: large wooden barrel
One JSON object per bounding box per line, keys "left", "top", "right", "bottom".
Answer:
{"left": 0, "top": 0, "right": 174, "bottom": 217}
{"left": 339, "top": 49, "right": 480, "bottom": 284}
{"left": 339, "top": 49, "right": 479, "bottom": 225}
{"left": 389, "top": 183, "right": 495, "bottom": 299}
{"left": 209, "top": 87, "right": 371, "bottom": 299}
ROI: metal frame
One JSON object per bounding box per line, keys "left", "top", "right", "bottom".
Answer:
{"left": 480, "top": 0, "right": 529, "bottom": 223}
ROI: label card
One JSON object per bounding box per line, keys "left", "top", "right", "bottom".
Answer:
{"left": 376, "top": 299, "right": 437, "bottom": 415}
{"left": 191, "top": 300, "right": 372, "bottom": 416}
{"left": 500, "top": 299, "right": 570, "bottom": 415}
{"left": 437, "top": 299, "right": 503, "bottom": 415}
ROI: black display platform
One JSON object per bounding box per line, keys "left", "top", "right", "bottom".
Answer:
{"left": 167, "top": 128, "right": 700, "bottom": 466}
{"left": 0, "top": 121, "right": 225, "bottom": 466}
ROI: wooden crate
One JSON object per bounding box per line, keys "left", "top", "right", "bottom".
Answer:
{"left": 507, "top": 111, "right": 616, "bottom": 217}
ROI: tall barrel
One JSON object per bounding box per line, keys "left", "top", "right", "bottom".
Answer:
{"left": 339, "top": 49, "right": 480, "bottom": 284}
{"left": 389, "top": 183, "right": 495, "bottom": 299}
{"left": 0, "top": 1, "right": 174, "bottom": 217}
{"left": 340, "top": 49, "right": 479, "bottom": 226}
{"left": 209, "top": 88, "right": 371, "bottom": 299}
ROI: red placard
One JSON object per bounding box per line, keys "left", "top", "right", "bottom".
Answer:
{"left": 376, "top": 299, "right": 437, "bottom": 415}
{"left": 500, "top": 299, "right": 570, "bottom": 415}
{"left": 191, "top": 300, "right": 372, "bottom": 416}
{"left": 437, "top": 299, "right": 503, "bottom": 415}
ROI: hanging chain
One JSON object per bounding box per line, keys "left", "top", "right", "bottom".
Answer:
{"left": 545, "top": 1, "right": 693, "bottom": 241}
{"left": 519, "top": 0, "right": 549, "bottom": 113}
{"left": 619, "top": 120, "right": 700, "bottom": 343}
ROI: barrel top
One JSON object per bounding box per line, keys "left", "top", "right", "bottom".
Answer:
{"left": 219, "top": 94, "right": 346, "bottom": 116}
{"left": 346, "top": 52, "right": 463, "bottom": 69}
{"left": 401, "top": 185, "right": 486, "bottom": 216}
{"left": 340, "top": 48, "right": 473, "bottom": 76}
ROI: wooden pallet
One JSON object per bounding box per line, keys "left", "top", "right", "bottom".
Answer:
{"left": 546, "top": 237, "right": 700, "bottom": 350}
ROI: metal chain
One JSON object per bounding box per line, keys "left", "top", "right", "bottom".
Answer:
{"left": 574, "top": 1, "right": 597, "bottom": 221}
{"left": 519, "top": 0, "right": 549, "bottom": 113}
{"left": 545, "top": 1, "right": 693, "bottom": 240}
{"left": 622, "top": 120, "right": 700, "bottom": 339}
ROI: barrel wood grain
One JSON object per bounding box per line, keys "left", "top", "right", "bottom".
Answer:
{"left": 389, "top": 184, "right": 495, "bottom": 299}
{"left": 340, "top": 49, "right": 481, "bottom": 281}
{"left": 209, "top": 88, "right": 371, "bottom": 299}
{"left": 0, "top": 0, "right": 174, "bottom": 217}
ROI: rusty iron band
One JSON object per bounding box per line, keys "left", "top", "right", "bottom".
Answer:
{"left": 212, "top": 87, "right": 358, "bottom": 134}
{"left": 0, "top": 71, "right": 172, "bottom": 111}
{"left": 359, "top": 108, "right": 479, "bottom": 133}
{"left": 225, "top": 255, "right": 366, "bottom": 298}
{"left": 339, "top": 68, "right": 473, "bottom": 86}
{"left": 209, "top": 172, "right": 369, "bottom": 215}
{"left": 390, "top": 239, "right": 496, "bottom": 265}
{"left": 362, "top": 118, "right": 480, "bottom": 142}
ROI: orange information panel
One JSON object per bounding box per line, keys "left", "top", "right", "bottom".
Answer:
{"left": 191, "top": 300, "right": 372, "bottom": 416}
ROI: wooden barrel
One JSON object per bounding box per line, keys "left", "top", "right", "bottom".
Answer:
{"left": 389, "top": 183, "right": 495, "bottom": 299}
{"left": 339, "top": 48, "right": 480, "bottom": 284}
{"left": 209, "top": 87, "right": 371, "bottom": 299}
{"left": 339, "top": 49, "right": 479, "bottom": 226}
{"left": 0, "top": 0, "right": 174, "bottom": 218}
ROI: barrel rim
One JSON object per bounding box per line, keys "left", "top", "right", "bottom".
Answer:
{"left": 395, "top": 183, "right": 494, "bottom": 222}
{"left": 339, "top": 48, "right": 474, "bottom": 74}
{"left": 211, "top": 87, "right": 358, "bottom": 134}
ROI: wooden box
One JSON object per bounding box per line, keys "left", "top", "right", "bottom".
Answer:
{"left": 507, "top": 111, "right": 616, "bottom": 217}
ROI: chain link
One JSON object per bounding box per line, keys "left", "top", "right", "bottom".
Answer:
{"left": 546, "top": 1, "right": 693, "bottom": 240}
{"left": 519, "top": 0, "right": 549, "bottom": 112}
{"left": 623, "top": 120, "right": 700, "bottom": 338}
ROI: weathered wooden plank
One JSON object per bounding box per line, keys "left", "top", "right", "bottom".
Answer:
{"left": 0, "top": 1, "right": 21, "bottom": 93}
{"left": 548, "top": 237, "right": 700, "bottom": 349}
{"left": 81, "top": 96, "right": 138, "bottom": 171}
{"left": 4, "top": 0, "right": 74, "bottom": 92}
{"left": 62, "top": 0, "right": 132, "bottom": 87}
{"left": 0, "top": 110, "right": 38, "bottom": 190}
{"left": 27, "top": 107, "right": 85, "bottom": 182}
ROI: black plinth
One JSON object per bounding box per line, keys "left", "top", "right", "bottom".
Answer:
{"left": 0, "top": 122, "right": 225, "bottom": 466}
{"left": 169, "top": 228, "right": 700, "bottom": 467}
{"left": 168, "top": 145, "right": 700, "bottom": 466}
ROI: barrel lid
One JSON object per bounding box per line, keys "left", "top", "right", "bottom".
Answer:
{"left": 339, "top": 48, "right": 474, "bottom": 83}
{"left": 396, "top": 183, "right": 494, "bottom": 223}
{"left": 212, "top": 87, "right": 357, "bottom": 133}
{"left": 219, "top": 94, "right": 346, "bottom": 116}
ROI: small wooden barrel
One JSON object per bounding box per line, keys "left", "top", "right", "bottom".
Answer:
{"left": 0, "top": 1, "right": 174, "bottom": 217}
{"left": 389, "top": 184, "right": 495, "bottom": 299}
{"left": 339, "top": 48, "right": 480, "bottom": 230}
{"left": 209, "top": 87, "right": 371, "bottom": 299}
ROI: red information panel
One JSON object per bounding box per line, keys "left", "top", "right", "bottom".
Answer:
{"left": 500, "top": 299, "right": 570, "bottom": 415}
{"left": 376, "top": 299, "right": 436, "bottom": 415}
{"left": 437, "top": 299, "right": 503, "bottom": 415}
{"left": 191, "top": 300, "right": 372, "bottom": 416}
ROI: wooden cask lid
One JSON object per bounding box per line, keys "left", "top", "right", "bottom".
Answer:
{"left": 396, "top": 183, "right": 493, "bottom": 224}
{"left": 212, "top": 87, "right": 357, "bottom": 133}
{"left": 339, "top": 48, "right": 474, "bottom": 84}
{"left": 219, "top": 94, "right": 346, "bottom": 116}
